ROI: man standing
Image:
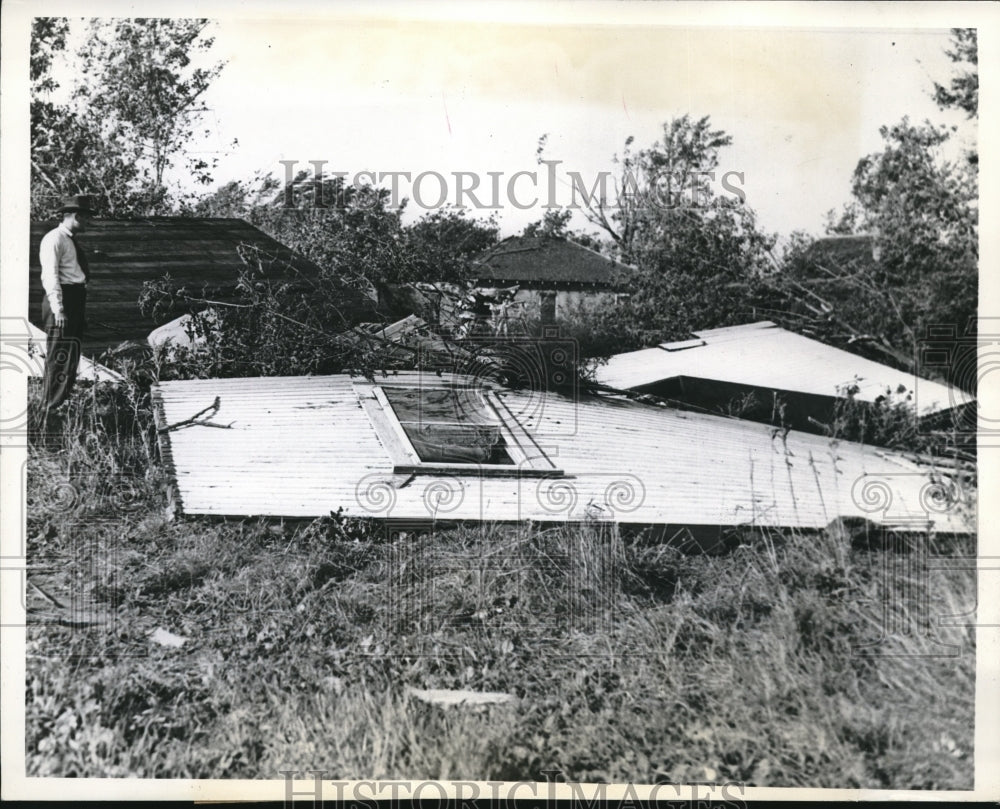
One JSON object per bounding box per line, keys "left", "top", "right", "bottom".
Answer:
{"left": 39, "top": 194, "right": 96, "bottom": 413}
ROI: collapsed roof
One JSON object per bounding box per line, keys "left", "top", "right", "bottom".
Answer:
{"left": 152, "top": 371, "right": 972, "bottom": 534}
{"left": 595, "top": 321, "right": 971, "bottom": 424}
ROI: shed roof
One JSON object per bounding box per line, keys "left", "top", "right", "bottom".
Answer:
{"left": 595, "top": 321, "right": 970, "bottom": 416}
{"left": 29, "top": 217, "right": 377, "bottom": 353}
{"left": 470, "top": 236, "right": 633, "bottom": 288}
{"left": 152, "top": 371, "right": 970, "bottom": 533}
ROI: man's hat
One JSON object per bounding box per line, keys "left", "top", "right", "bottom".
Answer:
{"left": 59, "top": 194, "right": 97, "bottom": 214}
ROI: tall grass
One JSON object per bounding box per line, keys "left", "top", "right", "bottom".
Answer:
{"left": 24, "top": 377, "right": 975, "bottom": 787}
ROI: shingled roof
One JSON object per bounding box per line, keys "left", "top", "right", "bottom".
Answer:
{"left": 29, "top": 217, "right": 376, "bottom": 353}
{"left": 469, "top": 236, "right": 633, "bottom": 288}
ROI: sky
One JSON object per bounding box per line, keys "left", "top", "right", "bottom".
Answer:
{"left": 24, "top": 4, "right": 981, "bottom": 242}
{"left": 170, "top": 14, "right": 976, "bottom": 240}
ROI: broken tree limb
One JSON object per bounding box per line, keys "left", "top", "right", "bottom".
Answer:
{"left": 157, "top": 396, "right": 235, "bottom": 433}
{"left": 760, "top": 275, "right": 917, "bottom": 372}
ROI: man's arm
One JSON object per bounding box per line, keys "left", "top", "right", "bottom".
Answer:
{"left": 39, "top": 233, "right": 65, "bottom": 327}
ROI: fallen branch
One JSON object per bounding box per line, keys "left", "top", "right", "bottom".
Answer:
{"left": 158, "top": 396, "right": 235, "bottom": 433}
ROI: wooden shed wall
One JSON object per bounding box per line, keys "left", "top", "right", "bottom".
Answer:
{"left": 28, "top": 218, "right": 376, "bottom": 353}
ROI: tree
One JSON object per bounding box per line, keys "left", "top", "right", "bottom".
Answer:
{"left": 521, "top": 209, "right": 605, "bottom": 251}
{"left": 189, "top": 173, "right": 281, "bottom": 219}
{"left": 402, "top": 207, "right": 500, "bottom": 284}
{"left": 781, "top": 118, "right": 977, "bottom": 386}
{"left": 543, "top": 115, "right": 779, "bottom": 355}
{"left": 30, "top": 17, "right": 68, "bottom": 93}
{"left": 576, "top": 115, "right": 734, "bottom": 263}
{"left": 934, "top": 28, "right": 977, "bottom": 120}
{"left": 861, "top": 119, "right": 975, "bottom": 350}
{"left": 851, "top": 120, "right": 976, "bottom": 267}
{"left": 252, "top": 171, "right": 410, "bottom": 296}
{"left": 30, "top": 17, "right": 70, "bottom": 211}
{"left": 613, "top": 196, "right": 778, "bottom": 347}
{"left": 78, "top": 19, "right": 225, "bottom": 199}
{"left": 933, "top": 27, "right": 978, "bottom": 176}
{"left": 30, "top": 17, "right": 226, "bottom": 217}
{"left": 780, "top": 27, "right": 979, "bottom": 388}
{"left": 30, "top": 18, "right": 142, "bottom": 217}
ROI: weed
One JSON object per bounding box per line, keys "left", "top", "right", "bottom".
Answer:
{"left": 23, "top": 375, "right": 975, "bottom": 787}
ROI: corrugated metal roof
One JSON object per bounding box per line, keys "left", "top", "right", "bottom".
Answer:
{"left": 471, "top": 236, "right": 633, "bottom": 288}
{"left": 596, "top": 321, "right": 970, "bottom": 415}
{"left": 29, "top": 218, "right": 378, "bottom": 352}
{"left": 152, "top": 372, "right": 971, "bottom": 533}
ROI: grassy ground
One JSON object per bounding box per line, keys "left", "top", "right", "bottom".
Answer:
{"left": 23, "top": 379, "right": 975, "bottom": 786}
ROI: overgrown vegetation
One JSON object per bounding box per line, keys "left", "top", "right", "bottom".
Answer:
{"left": 24, "top": 20, "right": 979, "bottom": 788}
{"left": 24, "top": 378, "right": 975, "bottom": 786}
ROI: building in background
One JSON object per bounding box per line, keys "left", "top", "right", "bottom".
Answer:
{"left": 467, "top": 236, "right": 634, "bottom": 325}
{"left": 29, "top": 217, "right": 377, "bottom": 355}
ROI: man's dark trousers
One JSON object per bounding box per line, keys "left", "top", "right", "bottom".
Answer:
{"left": 41, "top": 283, "right": 86, "bottom": 411}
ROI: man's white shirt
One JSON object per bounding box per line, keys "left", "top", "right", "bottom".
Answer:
{"left": 39, "top": 223, "right": 86, "bottom": 318}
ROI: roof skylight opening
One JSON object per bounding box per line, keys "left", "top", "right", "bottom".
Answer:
{"left": 381, "top": 386, "right": 514, "bottom": 465}
{"left": 356, "top": 381, "right": 563, "bottom": 477}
